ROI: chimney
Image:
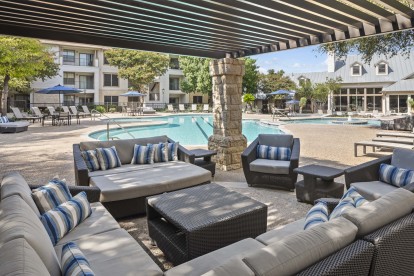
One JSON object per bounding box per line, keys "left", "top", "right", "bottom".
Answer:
{"left": 327, "top": 51, "right": 335, "bottom": 73}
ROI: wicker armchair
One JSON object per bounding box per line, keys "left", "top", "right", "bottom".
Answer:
{"left": 241, "top": 134, "right": 300, "bottom": 191}
{"left": 345, "top": 148, "right": 414, "bottom": 201}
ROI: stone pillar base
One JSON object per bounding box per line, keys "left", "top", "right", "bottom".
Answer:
{"left": 208, "top": 134, "right": 247, "bottom": 171}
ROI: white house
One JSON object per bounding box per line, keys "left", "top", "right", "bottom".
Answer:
{"left": 292, "top": 51, "right": 414, "bottom": 114}
{"left": 26, "top": 40, "right": 208, "bottom": 109}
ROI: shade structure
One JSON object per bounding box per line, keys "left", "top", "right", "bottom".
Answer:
{"left": 119, "top": 91, "right": 145, "bottom": 97}
{"left": 0, "top": 1, "right": 412, "bottom": 58}
{"left": 269, "top": 90, "right": 295, "bottom": 96}
{"left": 286, "top": 100, "right": 300, "bottom": 105}
{"left": 36, "top": 85, "right": 82, "bottom": 106}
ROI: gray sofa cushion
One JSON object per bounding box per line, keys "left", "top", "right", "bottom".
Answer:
{"left": 258, "top": 134, "right": 293, "bottom": 148}
{"left": 88, "top": 162, "right": 179, "bottom": 177}
{"left": 243, "top": 217, "right": 357, "bottom": 276}
{"left": 351, "top": 181, "right": 397, "bottom": 201}
{"left": 54, "top": 228, "right": 163, "bottom": 276}
{"left": 0, "top": 238, "right": 50, "bottom": 276}
{"left": 90, "top": 161, "right": 211, "bottom": 202}
{"left": 165, "top": 238, "right": 265, "bottom": 276}
{"left": 391, "top": 148, "right": 414, "bottom": 170}
{"left": 249, "top": 159, "right": 290, "bottom": 174}
{"left": 0, "top": 195, "right": 60, "bottom": 276}
{"left": 0, "top": 172, "right": 41, "bottom": 217}
{"left": 343, "top": 188, "right": 414, "bottom": 237}
{"left": 0, "top": 121, "right": 30, "bottom": 127}
{"left": 80, "top": 135, "right": 169, "bottom": 164}
{"left": 202, "top": 258, "right": 255, "bottom": 276}
{"left": 255, "top": 218, "right": 305, "bottom": 245}
{"left": 56, "top": 202, "right": 120, "bottom": 246}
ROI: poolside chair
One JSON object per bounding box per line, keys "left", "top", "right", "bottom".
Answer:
{"left": 47, "top": 106, "right": 56, "bottom": 115}
{"left": 10, "top": 107, "right": 39, "bottom": 123}
{"left": 70, "top": 106, "right": 87, "bottom": 119}
{"left": 241, "top": 134, "right": 300, "bottom": 191}
{"left": 203, "top": 104, "right": 210, "bottom": 113}
{"left": 82, "top": 105, "right": 98, "bottom": 119}
{"left": 167, "top": 104, "right": 177, "bottom": 113}
{"left": 336, "top": 111, "right": 343, "bottom": 116}
{"left": 62, "top": 106, "right": 71, "bottom": 114}
{"left": 191, "top": 104, "right": 197, "bottom": 112}
{"left": 179, "top": 104, "right": 185, "bottom": 112}
{"left": 31, "top": 106, "right": 49, "bottom": 126}
{"left": 317, "top": 109, "right": 324, "bottom": 115}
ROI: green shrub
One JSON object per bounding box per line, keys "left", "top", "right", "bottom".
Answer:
{"left": 109, "top": 107, "right": 117, "bottom": 113}
{"left": 95, "top": 105, "right": 105, "bottom": 113}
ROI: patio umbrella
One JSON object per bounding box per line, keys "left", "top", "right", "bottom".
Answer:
{"left": 36, "top": 84, "right": 82, "bottom": 106}
{"left": 269, "top": 89, "right": 294, "bottom": 95}
{"left": 119, "top": 91, "right": 145, "bottom": 97}
{"left": 286, "top": 100, "right": 300, "bottom": 105}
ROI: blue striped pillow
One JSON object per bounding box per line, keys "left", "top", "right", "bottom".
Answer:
{"left": 166, "top": 142, "right": 179, "bottom": 161}
{"left": 131, "top": 144, "right": 154, "bottom": 164}
{"left": 257, "top": 145, "right": 291, "bottom": 161}
{"left": 342, "top": 186, "right": 369, "bottom": 207}
{"left": 379, "top": 163, "right": 414, "bottom": 187}
{"left": 96, "top": 146, "right": 122, "bottom": 170}
{"left": 80, "top": 150, "right": 100, "bottom": 171}
{"left": 41, "top": 192, "right": 92, "bottom": 246}
{"left": 0, "top": 116, "right": 9, "bottom": 123}
{"left": 153, "top": 143, "right": 168, "bottom": 163}
{"left": 32, "top": 179, "right": 72, "bottom": 214}
{"left": 61, "top": 242, "right": 95, "bottom": 276}
{"left": 329, "top": 196, "right": 355, "bottom": 220}
{"left": 304, "top": 201, "right": 329, "bottom": 230}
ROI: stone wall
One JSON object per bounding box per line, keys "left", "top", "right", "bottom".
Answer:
{"left": 208, "top": 58, "right": 246, "bottom": 171}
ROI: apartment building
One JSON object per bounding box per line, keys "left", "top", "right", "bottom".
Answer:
{"left": 292, "top": 52, "right": 414, "bottom": 114}
{"left": 27, "top": 40, "right": 208, "bottom": 109}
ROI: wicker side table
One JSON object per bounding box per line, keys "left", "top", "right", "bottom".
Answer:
{"left": 191, "top": 149, "right": 217, "bottom": 176}
{"left": 146, "top": 183, "right": 267, "bottom": 265}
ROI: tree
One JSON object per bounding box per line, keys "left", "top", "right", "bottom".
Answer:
{"left": 179, "top": 56, "right": 212, "bottom": 96}
{"left": 241, "top": 57, "right": 259, "bottom": 94}
{"left": 296, "top": 78, "right": 313, "bottom": 100}
{"left": 318, "top": 29, "right": 414, "bottom": 63}
{"left": 259, "top": 69, "right": 296, "bottom": 94}
{"left": 242, "top": 93, "right": 255, "bottom": 110}
{"left": 104, "top": 49, "right": 170, "bottom": 91}
{"left": 0, "top": 36, "right": 59, "bottom": 115}
{"left": 311, "top": 77, "right": 342, "bottom": 110}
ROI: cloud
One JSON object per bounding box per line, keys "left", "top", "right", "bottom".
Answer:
{"left": 292, "top": 63, "right": 301, "bottom": 68}
{"left": 258, "top": 67, "right": 268, "bottom": 74}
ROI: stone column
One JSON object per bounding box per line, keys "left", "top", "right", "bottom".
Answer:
{"left": 208, "top": 58, "right": 246, "bottom": 171}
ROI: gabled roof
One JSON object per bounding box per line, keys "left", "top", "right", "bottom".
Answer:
{"left": 374, "top": 60, "right": 389, "bottom": 66}
{"left": 382, "top": 79, "right": 414, "bottom": 92}
{"left": 0, "top": 1, "right": 412, "bottom": 58}
{"left": 350, "top": 61, "right": 363, "bottom": 67}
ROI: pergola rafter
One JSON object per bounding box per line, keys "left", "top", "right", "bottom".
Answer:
{"left": 0, "top": 0, "right": 412, "bottom": 58}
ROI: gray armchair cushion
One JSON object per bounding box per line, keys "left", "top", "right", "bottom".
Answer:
{"left": 258, "top": 134, "right": 293, "bottom": 148}
{"left": 351, "top": 181, "right": 398, "bottom": 201}
{"left": 255, "top": 218, "right": 305, "bottom": 245}
{"left": 202, "top": 258, "right": 255, "bottom": 276}
{"left": 391, "top": 148, "right": 414, "bottom": 170}
{"left": 343, "top": 188, "right": 414, "bottom": 237}
{"left": 249, "top": 159, "right": 290, "bottom": 174}
{"left": 243, "top": 217, "right": 357, "bottom": 276}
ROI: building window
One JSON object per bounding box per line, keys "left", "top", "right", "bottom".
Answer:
{"left": 103, "top": 53, "right": 109, "bottom": 65}
{"left": 103, "top": 74, "right": 119, "bottom": 87}
{"left": 79, "top": 53, "right": 94, "bottom": 66}
{"left": 351, "top": 64, "right": 362, "bottom": 76}
{"left": 104, "top": 96, "right": 119, "bottom": 105}
{"left": 169, "top": 77, "right": 180, "bottom": 90}
{"left": 79, "top": 75, "right": 94, "bottom": 89}
{"left": 63, "top": 72, "right": 75, "bottom": 85}
{"left": 169, "top": 58, "right": 180, "bottom": 69}
{"left": 377, "top": 63, "right": 388, "bottom": 75}
{"left": 63, "top": 49, "right": 75, "bottom": 63}
{"left": 193, "top": 96, "right": 202, "bottom": 103}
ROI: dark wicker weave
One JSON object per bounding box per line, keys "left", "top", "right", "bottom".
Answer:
{"left": 29, "top": 184, "right": 101, "bottom": 203}
{"left": 363, "top": 213, "right": 414, "bottom": 276}
{"left": 297, "top": 240, "right": 375, "bottom": 276}
{"left": 241, "top": 137, "right": 300, "bottom": 191}
{"left": 147, "top": 183, "right": 268, "bottom": 265}
{"left": 344, "top": 155, "right": 391, "bottom": 189}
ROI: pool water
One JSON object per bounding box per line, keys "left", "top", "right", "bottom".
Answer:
{"left": 90, "top": 115, "right": 284, "bottom": 145}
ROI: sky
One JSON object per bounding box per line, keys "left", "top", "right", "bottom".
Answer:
{"left": 251, "top": 45, "right": 328, "bottom": 75}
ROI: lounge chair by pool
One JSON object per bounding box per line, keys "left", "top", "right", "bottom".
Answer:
{"left": 167, "top": 104, "right": 177, "bottom": 113}
{"left": 191, "top": 104, "right": 197, "bottom": 112}
{"left": 203, "top": 104, "right": 210, "bottom": 112}
{"left": 179, "top": 104, "right": 185, "bottom": 112}
{"left": 10, "top": 107, "right": 40, "bottom": 123}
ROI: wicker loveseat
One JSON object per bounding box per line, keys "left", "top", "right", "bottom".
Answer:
{"left": 73, "top": 135, "right": 211, "bottom": 218}
{"left": 241, "top": 134, "right": 300, "bottom": 191}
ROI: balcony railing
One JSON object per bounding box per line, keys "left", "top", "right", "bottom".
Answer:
{"left": 62, "top": 81, "right": 95, "bottom": 90}
{"left": 62, "top": 57, "right": 95, "bottom": 67}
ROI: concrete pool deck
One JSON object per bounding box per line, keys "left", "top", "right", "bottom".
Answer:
{"left": 0, "top": 111, "right": 390, "bottom": 269}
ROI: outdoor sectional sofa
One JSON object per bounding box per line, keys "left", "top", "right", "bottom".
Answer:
{"left": 0, "top": 120, "right": 30, "bottom": 133}
{"left": 73, "top": 135, "right": 212, "bottom": 218}
{"left": 2, "top": 172, "right": 414, "bottom": 275}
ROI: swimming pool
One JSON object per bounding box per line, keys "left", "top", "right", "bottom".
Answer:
{"left": 90, "top": 115, "right": 284, "bottom": 145}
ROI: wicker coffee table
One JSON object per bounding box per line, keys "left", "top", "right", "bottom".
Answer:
{"left": 146, "top": 183, "right": 267, "bottom": 265}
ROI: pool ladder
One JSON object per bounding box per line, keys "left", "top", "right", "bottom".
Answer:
{"left": 91, "top": 110, "right": 135, "bottom": 140}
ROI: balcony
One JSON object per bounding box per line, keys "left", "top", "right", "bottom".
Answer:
{"left": 63, "top": 79, "right": 94, "bottom": 90}
{"left": 62, "top": 57, "right": 96, "bottom": 67}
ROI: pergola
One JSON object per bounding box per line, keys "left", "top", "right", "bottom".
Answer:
{"left": 0, "top": 0, "right": 413, "bottom": 170}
